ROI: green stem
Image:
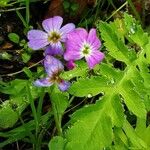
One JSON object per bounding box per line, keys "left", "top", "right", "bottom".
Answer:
{"left": 51, "top": 99, "right": 62, "bottom": 136}
{"left": 37, "top": 88, "right": 45, "bottom": 122}
{"left": 0, "top": 7, "right": 26, "bottom": 13}
{"left": 18, "top": 114, "right": 36, "bottom": 144}
{"left": 49, "top": 86, "right": 62, "bottom": 136}
{"left": 26, "top": 0, "right": 30, "bottom": 24}
{"left": 26, "top": 84, "right": 39, "bottom": 137}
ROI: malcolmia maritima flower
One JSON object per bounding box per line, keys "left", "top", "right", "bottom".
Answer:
{"left": 64, "top": 28, "right": 104, "bottom": 69}
{"left": 34, "top": 55, "right": 70, "bottom": 91}
{"left": 27, "top": 16, "right": 75, "bottom": 55}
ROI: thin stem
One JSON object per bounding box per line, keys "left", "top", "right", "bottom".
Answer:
{"left": 141, "top": 0, "right": 145, "bottom": 27}
{"left": 0, "top": 59, "right": 43, "bottom": 77}
{"left": 105, "top": 1, "right": 127, "bottom": 21}
{"left": 69, "top": 96, "right": 75, "bottom": 104}
{"left": 37, "top": 88, "right": 45, "bottom": 126}
{"left": 26, "top": 0, "right": 30, "bottom": 25}
{"left": 49, "top": 86, "right": 62, "bottom": 136}
{"left": 0, "top": 7, "right": 26, "bottom": 13}
{"left": 65, "top": 97, "right": 87, "bottom": 114}
{"left": 51, "top": 99, "right": 62, "bottom": 136}
{"left": 16, "top": 10, "right": 28, "bottom": 29}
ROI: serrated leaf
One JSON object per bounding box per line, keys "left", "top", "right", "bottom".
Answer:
{"left": 124, "top": 13, "right": 148, "bottom": 47}
{"left": 123, "top": 120, "right": 147, "bottom": 149}
{"left": 65, "top": 100, "right": 112, "bottom": 150}
{"left": 69, "top": 76, "right": 109, "bottom": 97}
{"left": 120, "top": 80, "right": 146, "bottom": 118}
{"left": 99, "top": 22, "right": 137, "bottom": 65}
{"left": 109, "top": 94, "right": 125, "bottom": 127}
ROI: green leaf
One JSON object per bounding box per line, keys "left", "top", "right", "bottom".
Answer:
{"left": 63, "top": 0, "right": 70, "bottom": 10}
{"left": 142, "top": 125, "right": 150, "bottom": 147}
{"left": 71, "top": 3, "right": 79, "bottom": 12}
{"left": 0, "top": 111, "right": 52, "bottom": 148}
{"left": 0, "top": 102, "right": 18, "bottom": 129}
{"left": 109, "top": 94, "right": 125, "bottom": 127}
{"left": 123, "top": 120, "right": 147, "bottom": 149}
{"left": 69, "top": 76, "right": 108, "bottom": 97}
{"left": 0, "top": 80, "right": 43, "bottom": 128}
{"left": 61, "top": 60, "right": 88, "bottom": 80}
{"left": 22, "top": 53, "right": 31, "bottom": 63}
{"left": 49, "top": 136, "right": 66, "bottom": 150}
{"left": 23, "top": 67, "right": 33, "bottom": 79}
{"left": 124, "top": 13, "right": 148, "bottom": 47}
{"left": 0, "top": 52, "right": 12, "bottom": 60}
{"left": 65, "top": 100, "right": 113, "bottom": 150}
{"left": 0, "top": 0, "right": 10, "bottom": 7}
{"left": 50, "top": 88, "right": 69, "bottom": 117}
{"left": 98, "top": 21, "right": 137, "bottom": 65}
{"left": 120, "top": 79, "right": 146, "bottom": 119}
{"left": 8, "top": 33, "right": 20, "bottom": 44}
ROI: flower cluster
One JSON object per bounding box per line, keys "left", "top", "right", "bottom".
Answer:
{"left": 27, "top": 16, "right": 104, "bottom": 91}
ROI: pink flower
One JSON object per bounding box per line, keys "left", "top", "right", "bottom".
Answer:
{"left": 27, "top": 16, "right": 75, "bottom": 55}
{"left": 64, "top": 28, "right": 104, "bottom": 69}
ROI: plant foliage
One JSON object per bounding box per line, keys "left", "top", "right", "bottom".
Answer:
{"left": 50, "top": 13, "right": 150, "bottom": 149}
{"left": 1, "top": 13, "right": 150, "bottom": 150}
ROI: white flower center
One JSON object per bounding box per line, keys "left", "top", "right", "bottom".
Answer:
{"left": 81, "top": 43, "right": 92, "bottom": 57}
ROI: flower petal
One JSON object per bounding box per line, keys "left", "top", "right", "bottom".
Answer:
{"left": 67, "top": 28, "right": 88, "bottom": 47}
{"left": 64, "top": 49, "right": 83, "bottom": 61}
{"left": 27, "top": 30, "right": 49, "bottom": 50}
{"left": 85, "top": 50, "right": 104, "bottom": 69}
{"left": 64, "top": 28, "right": 88, "bottom": 61}
{"left": 60, "top": 23, "right": 75, "bottom": 42}
{"left": 45, "top": 42, "right": 63, "bottom": 56}
{"left": 34, "top": 78, "right": 53, "bottom": 87}
{"left": 58, "top": 80, "right": 70, "bottom": 91}
{"left": 28, "top": 40, "right": 49, "bottom": 50}
{"left": 87, "top": 28, "right": 101, "bottom": 50}
{"left": 27, "top": 30, "right": 48, "bottom": 40}
{"left": 75, "top": 28, "right": 88, "bottom": 41}
{"left": 42, "top": 16, "right": 63, "bottom": 32}
{"left": 44, "top": 55, "right": 64, "bottom": 76}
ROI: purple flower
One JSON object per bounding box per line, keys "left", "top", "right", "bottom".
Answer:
{"left": 34, "top": 55, "right": 70, "bottom": 91}
{"left": 27, "top": 16, "right": 75, "bottom": 55}
{"left": 64, "top": 28, "right": 104, "bottom": 69}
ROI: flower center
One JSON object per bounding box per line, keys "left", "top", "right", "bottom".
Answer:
{"left": 82, "top": 44, "right": 91, "bottom": 56}
{"left": 48, "top": 32, "right": 61, "bottom": 43}
{"left": 49, "top": 72, "right": 62, "bottom": 83}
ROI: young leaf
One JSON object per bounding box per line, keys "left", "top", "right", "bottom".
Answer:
{"left": 8, "top": 33, "right": 20, "bottom": 44}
